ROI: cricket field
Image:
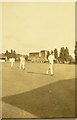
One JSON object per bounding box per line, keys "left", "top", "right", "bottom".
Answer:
{"left": 1, "top": 62, "right": 75, "bottom": 118}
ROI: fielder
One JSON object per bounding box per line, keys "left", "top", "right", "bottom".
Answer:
{"left": 46, "top": 51, "right": 54, "bottom": 75}
{"left": 9, "top": 58, "right": 15, "bottom": 68}
{"left": 20, "top": 56, "right": 25, "bottom": 70}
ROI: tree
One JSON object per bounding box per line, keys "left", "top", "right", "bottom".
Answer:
{"left": 10, "top": 49, "right": 13, "bottom": 58}
{"left": 54, "top": 49, "right": 58, "bottom": 62}
{"left": 13, "top": 50, "right": 16, "bottom": 60}
{"left": 59, "top": 47, "right": 72, "bottom": 63}
{"left": 64, "top": 47, "right": 69, "bottom": 62}
{"left": 5, "top": 50, "right": 10, "bottom": 60}
{"left": 74, "top": 41, "right": 77, "bottom": 64}
{"left": 47, "top": 51, "right": 50, "bottom": 59}
{"left": 68, "top": 55, "right": 74, "bottom": 64}
{"left": 59, "top": 47, "right": 65, "bottom": 63}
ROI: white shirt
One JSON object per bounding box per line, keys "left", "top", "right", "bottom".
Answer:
{"left": 20, "top": 57, "right": 25, "bottom": 63}
{"left": 48, "top": 54, "right": 54, "bottom": 64}
{"left": 9, "top": 58, "right": 15, "bottom": 63}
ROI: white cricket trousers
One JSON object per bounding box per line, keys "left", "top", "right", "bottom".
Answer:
{"left": 11, "top": 61, "right": 14, "bottom": 68}
{"left": 46, "top": 64, "right": 54, "bottom": 75}
{"left": 20, "top": 62, "right": 25, "bottom": 69}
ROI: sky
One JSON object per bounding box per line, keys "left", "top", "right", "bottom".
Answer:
{"left": 1, "top": 2, "right": 75, "bottom": 57}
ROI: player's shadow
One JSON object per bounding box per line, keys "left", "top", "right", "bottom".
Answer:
{"left": 27, "top": 71, "right": 47, "bottom": 75}
{"left": 2, "top": 78, "right": 75, "bottom": 118}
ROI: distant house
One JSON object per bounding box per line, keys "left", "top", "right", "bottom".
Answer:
{"left": 40, "top": 50, "right": 49, "bottom": 62}
{"left": 29, "top": 52, "right": 40, "bottom": 62}
{"left": 29, "top": 50, "right": 49, "bottom": 62}
{"left": 0, "top": 54, "right": 7, "bottom": 62}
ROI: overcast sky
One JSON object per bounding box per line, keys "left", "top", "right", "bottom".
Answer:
{"left": 2, "top": 2, "right": 75, "bottom": 57}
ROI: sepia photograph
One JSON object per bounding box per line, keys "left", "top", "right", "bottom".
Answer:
{"left": 0, "top": 1, "right": 76, "bottom": 119}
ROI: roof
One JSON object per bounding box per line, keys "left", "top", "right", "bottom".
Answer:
{"left": 40, "top": 50, "right": 49, "bottom": 52}
{"left": 29, "top": 52, "right": 39, "bottom": 54}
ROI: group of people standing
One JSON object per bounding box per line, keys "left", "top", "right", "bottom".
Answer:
{"left": 9, "top": 51, "right": 55, "bottom": 76}
{"left": 9, "top": 55, "right": 25, "bottom": 70}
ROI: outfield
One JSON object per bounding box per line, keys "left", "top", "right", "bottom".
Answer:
{"left": 2, "top": 62, "right": 75, "bottom": 118}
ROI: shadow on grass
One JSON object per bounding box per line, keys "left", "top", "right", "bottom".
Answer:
{"left": 2, "top": 78, "right": 75, "bottom": 118}
{"left": 27, "top": 71, "right": 48, "bottom": 75}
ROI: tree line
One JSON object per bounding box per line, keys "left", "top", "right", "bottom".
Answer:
{"left": 54, "top": 47, "right": 73, "bottom": 64}
{"left": 5, "top": 49, "right": 16, "bottom": 60}
{"left": 4, "top": 45, "right": 76, "bottom": 64}
{"left": 74, "top": 41, "right": 77, "bottom": 64}
{"left": 47, "top": 47, "right": 74, "bottom": 64}
{"left": 5, "top": 49, "right": 28, "bottom": 61}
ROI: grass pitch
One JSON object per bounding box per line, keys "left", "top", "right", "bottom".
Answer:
{"left": 2, "top": 62, "right": 75, "bottom": 118}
